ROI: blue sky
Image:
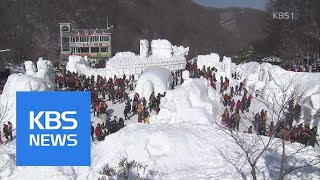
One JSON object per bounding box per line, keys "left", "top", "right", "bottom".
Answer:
{"left": 194, "top": 0, "right": 267, "bottom": 10}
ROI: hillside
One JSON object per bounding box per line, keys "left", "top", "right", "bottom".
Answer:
{"left": 0, "top": 0, "right": 266, "bottom": 62}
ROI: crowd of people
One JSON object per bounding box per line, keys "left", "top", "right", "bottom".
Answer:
{"left": 186, "top": 62, "right": 319, "bottom": 148}
{"left": 55, "top": 64, "right": 183, "bottom": 142}
{"left": 0, "top": 62, "right": 318, "bottom": 148}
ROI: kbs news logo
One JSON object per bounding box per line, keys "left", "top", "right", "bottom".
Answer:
{"left": 16, "top": 92, "right": 91, "bottom": 166}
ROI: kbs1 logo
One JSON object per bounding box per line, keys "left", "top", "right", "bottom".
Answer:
{"left": 273, "top": 12, "right": 294, "bottom": 20}
{"left": 16, "top": 92, "right": 91, "bottom": 166}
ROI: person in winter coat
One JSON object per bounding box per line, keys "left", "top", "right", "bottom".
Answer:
{"left": 248, "top": 126, "right": 253, "bottom": 134}
{"left": 155, "top": 107, "right": 160, "bottom": 114}
{"left": 137, "top": 103, "right": 143, "bottom": 115}
{"left": 91, "top": 123, "right": 95, "bottom": 141}
{"left": 247, "top": 94, "right": 253, "bottom": 107}
{"left": 95, "top": 123, "right": 104, "bottom": 141}
{"left": 0, "top": 130, "right": 3, "bottom": 145}
{"left": 7, "top": 121, "right": 13, "bottom": 140}
{"left": 309, "top": 126, "right": 319, "bottom": 147}
{"left": 230, "top": 99, "right": 235, "bottom": 113}
{"left": 95, "top": 104, "right": 100, "bottom": 117}
{"left": 228, "top": 113, "right": 235, "bottom": 129}
{"left": 230, "top": 87, "right": 234, "bottom": 97}
{"left": 235, "top": 85, "right": 239, "bottom": 95}
{"left": 124, "top": 104, "right": 131, "bottom": 120}
{"left": 118, "top": 118, "right": 125, "bottom": 129}
{"left": 142, "top": 97, "right": 147, "bottom": 107}
{"left": 236, "top": 100, "right": 241, "bottom": 114}
{"left": 144, "top": 114, "right": 150, "bottom": 124}
{"left": 138, "top": 114, "right": 143, "bottom": 123}
{"left": 234, "top": 112, "right": 241, "bottom": 131}
{"left": 222, "top": 108, "right": 229, "bottom": 125}
{"left": 3, "top": 124, "right": 9, "bottom": 141}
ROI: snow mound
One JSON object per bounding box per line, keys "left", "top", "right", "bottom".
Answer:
{"left": 0, "top": 58, "right": 55, "bottom": 128}
{"left": 134, "top": 67, "right": 172, "bottom": 99}
{"left": 152, "top": 72, "right": 223, "bottom": 126}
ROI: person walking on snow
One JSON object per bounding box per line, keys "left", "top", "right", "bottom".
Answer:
{"left": 234, "top": 112, "right": 241, "bottom": 131}
{"left": 138, "top": 114, "right": 143, "bottom": 123}
{"left": 7, "top": 121, "right": 13, "bottom": 140}
{"left": 91, "top": 123, "right": 94, "bottom": 141}
{"left": 230, "top": 99, "right": 235, "bottom": 113}
{"left": 144, "top": 113, "right": 150, "bottom": 124}
{"left": 95, "top": 123, "right": 105, "bottom": 141}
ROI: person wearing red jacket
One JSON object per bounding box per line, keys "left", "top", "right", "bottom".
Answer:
{"left": 138, "top": 114, "right": 143, "bottom": 123}
{"left": 95, "top": 123, "right": 104, "bottom": 141}
{"left": 155, "top": 107, "right": 160, "bottom": 114}
{"left": 248, "top": 94, "right": 253, "bottom": 107}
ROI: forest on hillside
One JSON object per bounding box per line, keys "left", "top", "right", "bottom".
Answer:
{"left": 0, "top": 0, "right": 267, "bottom": 62}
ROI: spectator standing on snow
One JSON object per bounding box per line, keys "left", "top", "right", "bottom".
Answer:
{"left": 91, "top": 123, "right": 94, "bottom": 141}
{"left": 234, "top": 112, "right": 241, "bottom": 131}
{"left": 236, "top": 100, "right": 241, "bottom": 114}
{"left": 95, "top": 123, "right": 104, "bottom": 141}
{"left": 230, "top": 87, "right": 234, "bottom": 97}
{"left": 235, "top": 85, "right": 239, "bottom": 95}
{"left": 309, "top": 126, "right": 319, "bottom": 147}
{"left": 0, "top": 130, "right": 3, "bottom": 145}
{"left": 138, "top": 114, "right": 143, "bottom": 123}
{"left": 8, "top": 121, "right": 13, "bottom": 140}
{"left": 124, "top": 103, "right": 131, "bottom": 120}
{"left": 144, "top": 113, "right": 150, "bottom": 124}
{"left": 230, "top": 99, "right": 235, "bottom": 113}
{"left": 118, "top": 118, "right": 125, "bottom": 129}
{"left": 247, "top": 94, "right": 252, "bottom": 107}
{"left": 248, "top": 126, "right": 253, "bottom": 134}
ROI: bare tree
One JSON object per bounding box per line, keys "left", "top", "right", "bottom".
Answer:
{"left": 216, "top": 74, "right": 319, "bottom": 179}
{"left": 214, "top": 125, "right": 274, "bottom": 180}
{"left": 252, "top": 75, "right": 320, "bottom": 180}
{"left": 305, "top": 18, "right": 320, "bottom": 41}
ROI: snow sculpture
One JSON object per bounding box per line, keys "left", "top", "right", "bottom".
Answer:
{"left": 0, "top": 58, "right": 55, "bottom": 128}
{"left": 24, "top": 61, "right": 36, "bottom": 75}
{"left": 197, "top": 53, "right": 220, "bottom": 69}
{"left": 153, "top": 75, "right": 223, "bottom": 126}
{"left": 182, "top": 70, "right": 190, "bottom": 80}
{"left": 140, "top": 39, "right": 149, "bottom": 58}
{"left": 151, "top": 39, "right": 173, "bottom": 58}
{"left": 172, "top": 45, "right": 189, "bottom": 56}
{"left": 222, "top": 56, "right": 232, "bottom": 79}
{"left": 69, "top": 39, "right": 188, "bottom": 78}
{"left": 135, "top": 67, "right": 172, "bottom": 99}
{"left": 36, "top": 57, "right": 55, "bottom": 85}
